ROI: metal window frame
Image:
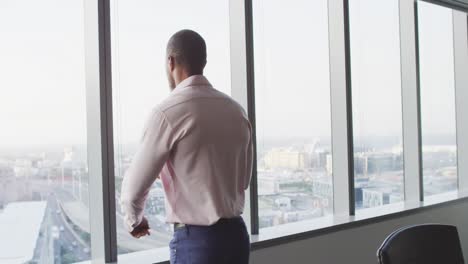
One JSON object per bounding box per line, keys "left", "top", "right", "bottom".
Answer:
{"left": 328, "top": 0, "right": 355, "bottom": 216}
{"left": 416, "top": 0, "right": 468, "bottom": 198}
{"left": 421, "top": 0, "right": 468, "bottom": 12}
{"left": 240, "top": 0, "right": 260, "bottom": 235}
{"left": 84, "top": 0, "right": 117, "bottom": 262}
{"left": 229, "top": 0, "right": 258, "bottom": 235}
{"left": 245, "top": 0, "right": 358, "bottom": 225}
{"left": 81, "top": 0, "right": 468, "bottom": 262}
{"left": 453, "top": 11, "right": 468, "bottom": 193}
{"left": 399, "top": 0, "right": 424, "bottom": 202}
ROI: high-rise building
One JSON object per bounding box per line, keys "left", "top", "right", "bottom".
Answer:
{"left": 263, "top": 148, "right": 310, "bottom": 170}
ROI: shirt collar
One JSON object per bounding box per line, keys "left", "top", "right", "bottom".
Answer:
{"left": 172, "top": 75, "right": 212, "bottom": 93}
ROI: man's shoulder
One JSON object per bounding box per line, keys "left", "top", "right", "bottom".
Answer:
{"left": 153, "top": 97, "right": 176, "bottom": 113}
{"left": 213, "top": 90, "right": 248, "bottom": 117}
{"left": 153, "top": 87, "right": 247, "bottom": 118}
{"left": 151, "top": 91, "right": 191, "bottom": 113}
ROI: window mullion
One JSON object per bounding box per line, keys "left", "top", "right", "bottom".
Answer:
{"left": 453, "top": 11, "right": 468, "bottom": 194}
{"left": 399, "top": 0, "right": 424, "bottom": 202}
{"left": 84, "top": 0, "right": 118, "bottom": 262}
{"left": 328, "top": 0, "right": 355, "bottom": 216}
{"left": 229, "top": 0, "right": 259, "bottom": 235}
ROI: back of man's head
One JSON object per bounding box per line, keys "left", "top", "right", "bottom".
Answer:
{"left": 166, "top": 29, "right": 207, "bottom": 75}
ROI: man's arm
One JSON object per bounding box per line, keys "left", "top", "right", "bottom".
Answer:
{"left": 120, "top": 109, "right": 173, "bottom": 233}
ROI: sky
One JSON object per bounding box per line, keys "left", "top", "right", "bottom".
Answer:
{"left": 349, "top": 0, "right": 403, "bottom": 145}
{"left": 418, "top": 1, "right": 458, "bottom": 145}
{"left": 0, "top": 0, "right": 459, "bottom": 148}
{"left": 0, "top": 0, "right": 86, "bottom": 147}
{"left": 111, "top": 0, "right": 231, "bottom": 147}
{"left": 253, "top": 0, "right": 331, "bottom": 142}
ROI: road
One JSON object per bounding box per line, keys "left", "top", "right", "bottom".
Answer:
{"left": 50, "top": 195, "right": 90, "bottom": 261}
{"left": 28, "top": 179, "right": 172, "bottom": 262}
{"left": 114, "top": 192, "right": 173, "bottom": 253}
{"left": 66, "top": 183, "right": 172, "bottom": 252}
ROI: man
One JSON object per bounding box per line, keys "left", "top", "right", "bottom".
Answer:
{"left": 120, "top": 29, "right": 253, "bottom": 264}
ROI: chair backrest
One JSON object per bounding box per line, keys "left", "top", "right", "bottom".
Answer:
{"left": 377, "top": 224, "right": 465, "bottom": 264}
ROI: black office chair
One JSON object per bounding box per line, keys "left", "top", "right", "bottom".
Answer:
{"left": 377, "top": 224, "right": 465, "bottom": 264}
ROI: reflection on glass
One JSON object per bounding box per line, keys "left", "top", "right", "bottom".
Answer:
{"left": 418, "top": 2, "right": 458, "bottom": 197}
{"left": 0, "top": 0, "right": 91, "bottom": 263}
{"left": 253, "top": 0, "right": 333, "bottom": 229}
{"left": 111, "top": 0, "right": 231, "bottom": 255}
{"left": 349, "top": 0, "right": 404, "bottom": 210}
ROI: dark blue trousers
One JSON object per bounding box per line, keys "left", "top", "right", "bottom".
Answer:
{"left": 169, "top": 217, "right": 250, "bottom": 264}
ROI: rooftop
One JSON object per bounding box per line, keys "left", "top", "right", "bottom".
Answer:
{"left": 0, "top": 201, "right": 46, "bottom": 264}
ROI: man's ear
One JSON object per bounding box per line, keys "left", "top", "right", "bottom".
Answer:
{"left": 168, "top": 56, "right": 175, "bottom": 72}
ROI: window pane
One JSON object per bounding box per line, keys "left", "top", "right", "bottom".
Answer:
{"left": 418, "top": 2, "right": 458, "bottom": 196}
{"left": 111, "top": 0, "right": 231, "bottom": 255}
{"left": 0, "top": 1, "right": 91, "bottom": 263}
{"left": 349, "top": 0, "right": 404, "bottom": 210}
{"left": 253, "top": 0, "right": 333, "bottom": 229}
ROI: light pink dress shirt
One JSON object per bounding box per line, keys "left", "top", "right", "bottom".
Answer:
{"left": 120, "top": 75, "right": 253, "bottom": 231}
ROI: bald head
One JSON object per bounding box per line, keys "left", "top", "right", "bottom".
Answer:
{"left": 166, "top": 30, "right": 207, "bottom": 75}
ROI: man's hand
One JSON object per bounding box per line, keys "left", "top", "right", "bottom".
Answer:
{"left": 130, "top": 216, "right": 151, "bottom": 238}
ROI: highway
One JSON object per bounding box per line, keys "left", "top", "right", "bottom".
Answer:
{"left": 63, "top": 182, "right": 173, "bottom": 251}
{"left": 28, "top": 179, "right": 173, "bottom": 263}
{"left": 48, "top": 194, "right": 91, "bottom": 263}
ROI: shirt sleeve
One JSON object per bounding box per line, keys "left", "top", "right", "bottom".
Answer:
{"left": 245, "top": 120, "right": 254, "bottom": 190}
{"left": 120, "top": 109, "right": 174, "bottom": 232}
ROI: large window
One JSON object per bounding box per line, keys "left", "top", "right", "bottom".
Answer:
{"left": 110, "top": 0, "right": 231, "bottom": 255}
{"left": 0, "top": 0, "right": 91, "bottom": 263}
{"left": 418, "top": 1, "right": 458, "bottom": 197}
{"left": 1, "top": 0, "right": 468, "bottom": 262}
{"left": 253, "top": 0, "right": 333, "bottom": 229}
{"left": 349, "top": 0, "right": 404, "bottom": 209}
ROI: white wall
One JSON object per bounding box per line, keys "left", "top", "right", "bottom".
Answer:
{"left": 250, "top": 200, "right": 468, "bottom": 264}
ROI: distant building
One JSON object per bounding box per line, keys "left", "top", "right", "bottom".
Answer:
{"left": 263, "top": 148, "right": 310, "bottom": 170}
{"left": 317, "top": 151, "right": 329, "bottom": 168}
{"left": 13, "top": 159, "right": 33, "bottom": 178}
{"left": 258, "top": 194, "right": 325, "bottom": 228}
{"left": 354, "top": 152, "right": 403, "bottom": 177}
{"left": 0, "top": 201, "right": 47, "bottom": 263}
{"left": 367, "top": 153, "right": 402, "bottom": 174}
{"left": 423, "top": 168, "right": 458, "bottom": 196}
{"left": 258, "top": 171, "right": 308, "bottom": 195}
{"left": 326, "top": 154, "right": 333, "bottom": 175}
{"left": 312, "top": 178, "right": 332, "bottom": 199}
{"left": 310, "top": 150, "right": 329, "bottom": 169}
{"left": 311, "top": 178, "right": 332, "bottom": 211}
{"left": 258, "top": 175, "right": 277, "bottom": 196}
{"left": 362, "top": 188, "right": 390, "bottom": 208}
{"left": 354, "top": 155, "right": 368, "bottom": 176}
{"left": 360, "top": 183, "right": 403, "bottom": 208}
{"left": 274, "top": 197, "right": 291, "bottom": 210}
{"left": 422, "top": 145, "right": 457, "bottom": 169}
{"left": 146, "top": 185, "right": 166, "bottom": 215}
{"left": 0, "top": 163, "right": 15, "bottom": 208}
{"left": 0, "top": 164, "right": 14, "bottom": 178}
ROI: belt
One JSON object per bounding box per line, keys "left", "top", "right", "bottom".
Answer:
{"left": 173, "top": 222, "right": 186, "bottom": 231}
{"left": 173, "top": 217, "right": 242, "bottom": 232}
